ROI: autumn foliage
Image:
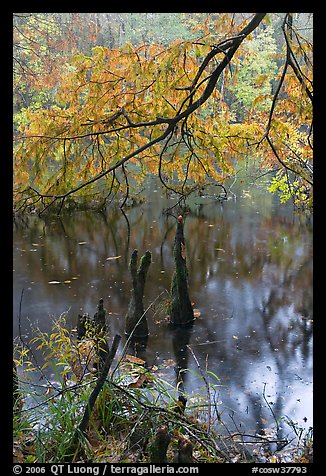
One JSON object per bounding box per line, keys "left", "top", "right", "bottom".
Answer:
{"left": 13, "top": 13, "right": 313, "bottom": 214}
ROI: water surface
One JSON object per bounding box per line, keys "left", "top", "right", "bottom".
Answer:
{"left": 13, "top": 180, "right": 313, "bottom": 438}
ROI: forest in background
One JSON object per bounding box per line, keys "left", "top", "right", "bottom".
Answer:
{"left": 13, "top": 13, "right": 313, "bottom": 215}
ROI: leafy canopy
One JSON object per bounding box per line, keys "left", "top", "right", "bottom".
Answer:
{"left": 13, "top": 13, "right": 313, "bottom": 214}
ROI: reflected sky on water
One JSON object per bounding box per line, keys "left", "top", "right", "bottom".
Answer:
{"left": 13, "top": 179, "right": 313, "bottom": 437}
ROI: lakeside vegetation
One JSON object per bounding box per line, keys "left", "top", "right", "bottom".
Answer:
{"left": 14, "top": 314, "right": 313, "bottom": 464}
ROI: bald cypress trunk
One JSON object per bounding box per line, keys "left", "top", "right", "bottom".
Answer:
{"left": 169, "top": 216, "right": 195, "bottom": 327}
{"left": 125, "top": 250, "right": 151, "bottom": 338}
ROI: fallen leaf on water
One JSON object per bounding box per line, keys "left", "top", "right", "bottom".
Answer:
{"left": 193, "top": 309, "right": 201, "bottom": 318}
{"left": 123, "top": 354, "right": 145, "bottom": 365}
{"left": 128, "top": 373, "right": 153, "bottom": 388}
{"left": 162, "top": 358, "right": 176, "bottom": 368}
{"left": 48, "top": 281, "right": 61, "bottom": 284}
{"left": 106, "top": 255, "right": 122, "bottom": 260}
{"left": 78, "top": 241, "right": 87, "bottom": 245}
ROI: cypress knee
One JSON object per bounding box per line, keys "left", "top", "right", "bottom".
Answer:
{"left": 77, "top": 313, "right": 91, "bottom": 340}
{"left": 93, "top": 298, "right": 107, "bottom": 334}
{"left": 125, "top": 250, "right": 151, "bottom": 338}
{"left": 148, "top": 425, "right": 171, "bottom": 463}
{"left": 169, "top": 216, "right": 194, "bottom": 327}
{"left": 93, "top": 299, "right": 109, "bottom": 373}
{"left": 174, "top": 438, "right": 194, "bottom": 463}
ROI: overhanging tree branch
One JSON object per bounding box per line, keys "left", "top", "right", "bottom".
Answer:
{"left": 15, "top": 13, "right": 266, "bottom": 215}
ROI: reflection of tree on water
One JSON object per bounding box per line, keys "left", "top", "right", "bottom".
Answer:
{"left": 126, "top": 335, "right": 149, "bottom": 367}
{"left": 217, "top": 259, "right": 312, "bottom": 439}
{"left": 259, "top": 281, "right": 312, "bottom": 435}
{"left": 170, "top": 326, "right": 193, "bottom": 395}
{"left": 123, "top": 326, "right": 193, "bottom": 401}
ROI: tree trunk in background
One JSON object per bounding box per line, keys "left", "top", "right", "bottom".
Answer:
{"left": 125, "top": 250, "right": 151, "bottom": 338}
{"left": 169, "top": 216, "right": 195, "bottom": 327}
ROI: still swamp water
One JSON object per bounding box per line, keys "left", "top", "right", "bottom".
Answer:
{"left": 13, "top": 178, "right": 313, "bottom": 439}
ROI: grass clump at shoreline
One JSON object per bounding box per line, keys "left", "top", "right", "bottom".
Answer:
{"left": 13, "top": 315, "right": 313, "bottom": 464}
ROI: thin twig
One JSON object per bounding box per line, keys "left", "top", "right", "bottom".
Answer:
{"left": 187, "top": 345, "right": 211, "bottom": 433}
{"left": 262, "top": 382, "right": 280, "bottom": 433}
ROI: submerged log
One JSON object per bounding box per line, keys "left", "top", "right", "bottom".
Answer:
{"left": 125, "top": 250, "right": 152, "bottom": 338}
{"left": 169, "top": 216, "right": 195, "bottom": 327}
